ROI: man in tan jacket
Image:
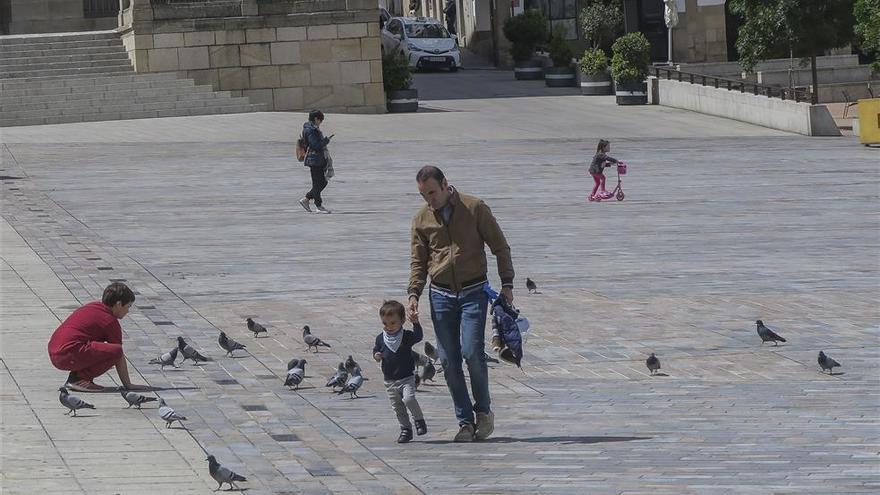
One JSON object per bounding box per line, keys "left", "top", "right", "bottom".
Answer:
{"left": 407, "top": 165, "right": 515, "bottom": 442}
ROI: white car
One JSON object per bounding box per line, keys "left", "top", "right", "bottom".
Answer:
{"left": 381, "top": 16, "right": 461, "bottom": 72}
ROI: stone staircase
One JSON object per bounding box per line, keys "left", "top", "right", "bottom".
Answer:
{"left": 0, "top": 31, "right": 263, "bottom": 127}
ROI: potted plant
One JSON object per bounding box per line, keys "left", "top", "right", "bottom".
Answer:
{"left": 503, "top": 10, "right": 549, "bottom": 80}
{"left": 579, "top": 47, "right": 611, "bottom": 94}
{"left": 383, "top": 52, "right": 417, "bottom": 113}
{"left": 545, "top": 26, "right": 576, "bottom": 87}
{"left": 611, "top": 32, "right": 650, "bottom": 105}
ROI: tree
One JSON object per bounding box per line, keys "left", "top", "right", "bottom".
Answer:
{"left": 580, "top": 0, "right": 623, "bottom": 50}
{"left": 729, "top": 0, "right": 854, "bottom": 103}
{"left": 854, "top": 0, "right": 880, "bottom": 71}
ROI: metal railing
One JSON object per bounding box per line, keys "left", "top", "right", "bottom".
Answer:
{"left": 653, "top": 66, "right": 815, "bottom": 104}
{"left": 83, "top": 0, "right": 120, "bottom": 18}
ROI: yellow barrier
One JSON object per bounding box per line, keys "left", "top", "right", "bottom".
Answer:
{"left": 857, "top": 98, "right": 880, "bottom": 146}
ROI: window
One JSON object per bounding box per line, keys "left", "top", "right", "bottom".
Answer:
{"left": 524, "top": 0, "right": 577, "bottom": 40}
{"left": 405, "top": 23, "right": 451, "bottom": 39}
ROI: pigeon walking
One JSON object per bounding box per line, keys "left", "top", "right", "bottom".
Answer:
{"left": 818, "top": 351, "right": 841, "bottom": 374}
{"left": 58, "top": 387, "right": 94, "bottom": 416}
{"left": 177, "top": 336, "right": 210, "bottom": 364}
{"left": 646, "top": 353, "right": 661, "bottom": 375}
{"left": 302, "top": 325, "right": 331, "bottom": 352}
{"left": 158, "top": 398, "right": 187, "bottom": 428}
{"left": 756, "top": 320, "right": 786, "bottom": 346}
{"left": 286, "top": 358, "right": 302, "bottom": 371}
{"left": 424, "top": 342, "right": 439, "bottom": 361}
{"left": 344, "top": 355, "right": 362, "bottom": 376}
{"left": 218, "top": 332, "right": 246, "bottom": 357}
{"left": 284, "top": 360, "right": 306, "bottom": 389}
{"left": 338, "top": 369, "right": 363, "bottom": 398}
{"left": 419, "top": 361, "right": 436, "bottom": 383}
{"left": 412, "top": 350, "right": 431, "bottom": 368}
{"left": 325, "top": 362, "right": 348, "bottom": 390}
{"left": 206, "top": 455, "right": 247, "bottom": 491}
{"left": 120, "top": 390, "right": 157, "bottom": 409}
{"left": 526, "top": 277, "right": 538, "bottom": 294}
{"left": 149, "top": 348, "right": 178, "bottom": 369}
{"left": 246, "top": 318, "right": 267, "bottom": 338}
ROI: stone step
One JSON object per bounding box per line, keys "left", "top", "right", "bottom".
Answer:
{"left": 0, "top": 72, "right": 181, "bottom": 91}
{"left": 0, "top": 38, "right": 123, "bottom": 54}
{"left": 0, "top": 45, "right": 126, "bottom": 59}
{"left": 679, "top": 54, "right": 862, "bottom": 77}
{"left": 0, "top": 103, "right": 262, "bottom": 127}
{"left": 755, "top": 66, "right": 875, "bottom": 87}
{"left": 0, "top": 56, "right": 132, "bottom": 73}
{"left": 1, "top": 95, "right": 256, "bottom": 120}
{"left": 0, "top": 64, "right": 134, "bottom": 80}
{"left": 0, "top": 91, "right": 236, "bottom": 114}
{"left": 0, "top": 52, "right": 130, "bottom": 69}
{"left": 0, "top": 30, "right": 119, "bottom": 46}
{"left": 0, "top": 78, "right": 198, "bottom": 98}
{"left": 0, "top": 85, "right": 221, "bottom": 111}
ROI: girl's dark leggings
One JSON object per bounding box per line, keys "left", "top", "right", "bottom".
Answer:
{"left": 306, "top": 165, "right": 327, "bottom": 207}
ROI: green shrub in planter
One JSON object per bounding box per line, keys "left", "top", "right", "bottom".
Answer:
{"left": 579, "top": 47, "right": 607, "bottom": 75}
{"left": 611, "top": 32, "right": 650, "bottom": 104}
{"left": 545, "top": 25, "right": 576, "bottom": 87}
{"left": 383, "top": 52, "right": 418, "bottom": 112}
{"left": 503, "top": 10, "right": 549, "bottom": 62}
{"left": 578, "top": 47, "right": 611, "bottom": 95}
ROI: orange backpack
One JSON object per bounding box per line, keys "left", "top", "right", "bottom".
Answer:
{"left": 295, "top": 132, "right": 308, "bottom": 162}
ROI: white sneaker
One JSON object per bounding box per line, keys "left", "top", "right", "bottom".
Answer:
{"left": 299, "top": 197, "right": 311, "bottom": 212}
{"left": 314, "top": 205, "right": 331, "bottom": 214}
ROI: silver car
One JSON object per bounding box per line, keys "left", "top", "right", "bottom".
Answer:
{"left": 381, "top": 16, "right": 461, "bottom": 72}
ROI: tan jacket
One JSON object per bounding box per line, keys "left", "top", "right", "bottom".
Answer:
{"left": 409, "top": 189, "right": 514, "bottom": 298}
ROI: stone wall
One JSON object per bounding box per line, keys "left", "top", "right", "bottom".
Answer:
{"left": 673, "top": 1, "right": 728, "bottom": 63}
{"left": 7, "top": 0, "right": 117, "bottom": 34}
{"left": 119, "top": 0, "right": 385, "bottom": 113}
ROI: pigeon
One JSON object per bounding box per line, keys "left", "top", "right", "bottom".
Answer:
{"left": 120, "top": 390, "right": 157, "bottom": 409}
{"left": 337, "top": 369, "right": 364, "bottom": 398}
{"left": 284, "top": 360, "right": 306, "bottom": 389}
{"left": 158, "top": 398, "right": 187, "bottom": 428}
{"left": 818, "top": 351, "right": 841, "bottom": 374}
{"left": 756, "top": 320, "right": 786, "bottom": 346}
{"left": 58, "top": 387, "right": 94, "bottom": 416}
{"left": 424, "top": 342, "right": 439, "bottom": 361}
{"left": 177, "top": 336, "right": 210, "bottom": 364}
{"left": 325, "top": 362, "right": 348, "bottom": 390}
{"left": 149, "top": 347, "right": 178, "bottom": 369}
{"left": 206, "top": 455, "right": 247, "bottom": 491}
{"left": 419, "top": 361, "right": 436, "bottom": 383}
{"left": 344, "top": 355, "right": 362, "bottom": 376}
{"left": 526, "top": 277, "right": 538, "bottom": 294}
{"left": 302, "top": 325, "right": 331, "bottom": 352}
{"left": 484, "top": 351, "right": 499, "bottom": 364}
{"left": 246, "top": 317, "right": 267, "bottom": 338}
{"left": 412, "top": 350, "right": 431, "bottom": 368}
{"left": 646, "top": 353, "right": 661, "bottom": 375}
{"left": 218, "top": 332, "right": 246, "bottom": 357}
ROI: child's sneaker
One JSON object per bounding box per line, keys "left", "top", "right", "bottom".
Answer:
{"left": 600, "top": 191, "right": 613, "bottom": 199}
{"left": 397, "top": 427, "right": 413, "bottom": 443}
{"left": 491, "top": 335, "right": 502, "bottom": 352}
{"left": 589, "top": 194, "right": 602, "bottom": 202}
{"left": 414, "top": 419, "right": 427, "bottom": 436}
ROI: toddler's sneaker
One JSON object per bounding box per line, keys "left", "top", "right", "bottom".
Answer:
{"left": 397, "top": 427, "right": 413, "bottom": 443}
{"left": 415, "top": 419, "right": 427, "bottom": 436}
{"left": 491, "top": 335, "right": 502, "bottom": 352}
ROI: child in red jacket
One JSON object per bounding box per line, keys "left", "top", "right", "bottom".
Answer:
{"left": 48, "top": 282, "right": 149, "bottom": 392}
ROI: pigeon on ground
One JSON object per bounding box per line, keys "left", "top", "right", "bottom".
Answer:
{"left": 218, "top": 332, "right": 246, "bottom": 357}
{"left": 756, "top": 320, "right": 786, "bottom": 346}
{"left": 344, "top": 355, "right": 362, "bottom": 376}
{"left": 526, "top": 277, "right": 538, "bottom": 294}
{"left": 120, "top": 390, "right": 157, "bottom": 409}
{"left": 424, "top": 342, "right": 439, "bottom": 361}
{"left": 58, "top": 387, "right": 94, "bottom": 416}
{"left": 419, "top": 361, "right": 436, "bottom": 383}
{"left": 149, "top": 347, "right": 178, "bottom": 369}
{"left": 412, "top": 350, "right": 431, "bottom": 368}
{"left": 206, "top": 455, "right": 247, "bottom": 491}
{"left": 284, "top": 360, "right": 306, "bottom": 389}
{"left": 177, "top": 336, "right": 210, "bottom": 364}
{"left": 484, "top": 351, "right": 499, "bottom": 364}
{"left": 302, "top": 325, "right": 331, "bottom": 352}
{"left": 818, "top": 351, "right": 841, "bottom": 374}
{"left": 325, "top": 362, "right": 348, "bottom": 390}
{"left": 646, "top": 353, "right": 661, "bottom": 375}
{"left": 338, "top": 369, "right": 364, "bottom": 398}
{"left": 158, "top": 398, "right": 187, "bottom": 428}
{"left": 246, "top": 317, "right": 267, "bottom": 338}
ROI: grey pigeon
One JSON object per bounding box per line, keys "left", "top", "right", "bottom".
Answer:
{"left": 484, "top": 351, "right": 499, "bottom": 364}
{"left": 325, "top": 362, "right": 348, "bottom": 390}
{"left": 424, "top": 342, "right": 439, "bottom": 361}
{"left": 412, "top": 350, "right": 430, "bottom": 368}
{"left": 58, "top": 387, "right": 94, "bottom": 416}
{"left": 158, "top": 398, "right": 187, "bottom": 428}
{"left": 206, "top": 454, "right": 247, "bottom": 491}
{"left": 177, "top": 336, "right": 210, "bottom": 364}
{"left": 120, "top": 390, "right": 157, "bottom": 409}
{"left": 756, "top": 320, "right": 786, "bottom": 346}
{"left": 337, "top": 369, "right": 363, "bottom": 398}
{"left": 218, "top": 332, "right": 246, "bottom": 357}
{"left": 246, "top": 317, "right": 267, "bottom": 338}
{"left": 646, "top": 353, "right": 661, "bottom": 375}
{"left": 526, "top": 277, "right": 538, "bottom": 294}
{"left": 284, "top": 360, "right": 306, "bottom": 389}
{"left": 419, "top": 361, "right": 436, "bottom": 383}
{"left": 287, "top": 358, "right": 302, "bottom": 371}
{"left": 344, "top": 355, "right": 362, "bottom": 376}
{"left": 149, "top": 347, "right": 178, "bottom": 369}
{"left": 302, "top": 325, "right": 331, "bottom": 352}
{"left": 818, "top": 351, "right": 841, "bottom": 374}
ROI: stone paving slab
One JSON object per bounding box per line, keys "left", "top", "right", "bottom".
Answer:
{"left": 2, "top": 83, "right": 879, "bottom": 494}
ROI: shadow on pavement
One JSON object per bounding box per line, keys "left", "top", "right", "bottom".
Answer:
{"left": 423, "top": 435, "right": 651, "bottom": 445}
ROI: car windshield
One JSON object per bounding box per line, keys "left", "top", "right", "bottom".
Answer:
{"left": 405, "top": 23, "right": 450, "bottom": 39}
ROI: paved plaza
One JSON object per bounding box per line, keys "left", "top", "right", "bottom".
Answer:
{"left": 2, "top": 72, "right": 879, "bottom": 494}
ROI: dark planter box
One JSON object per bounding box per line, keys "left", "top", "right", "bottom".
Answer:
{"left": 614, "top": 81, "right": 648, "bottom": 105}
{"left": 580, "top": 71, "right": 612, "bottom": 95}
{"left": 514, "top": 59, "right": 544, "bottom": 80}
{"left": 545, "top": 66, "right": 576, "bottom": 87}
{"left": 387, "top": 88, "right": 418, "bottom": 113}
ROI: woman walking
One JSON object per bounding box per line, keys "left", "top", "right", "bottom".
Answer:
{"left": 299, "top": 110, "right": 333, "bottom": 214}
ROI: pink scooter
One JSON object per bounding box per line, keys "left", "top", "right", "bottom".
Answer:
{"left": 590, "top": 162, "right": 627, "bottom": 202}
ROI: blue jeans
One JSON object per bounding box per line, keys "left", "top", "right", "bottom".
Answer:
{"left": 429, "top": 283, "right": 490, "bottom": 425}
